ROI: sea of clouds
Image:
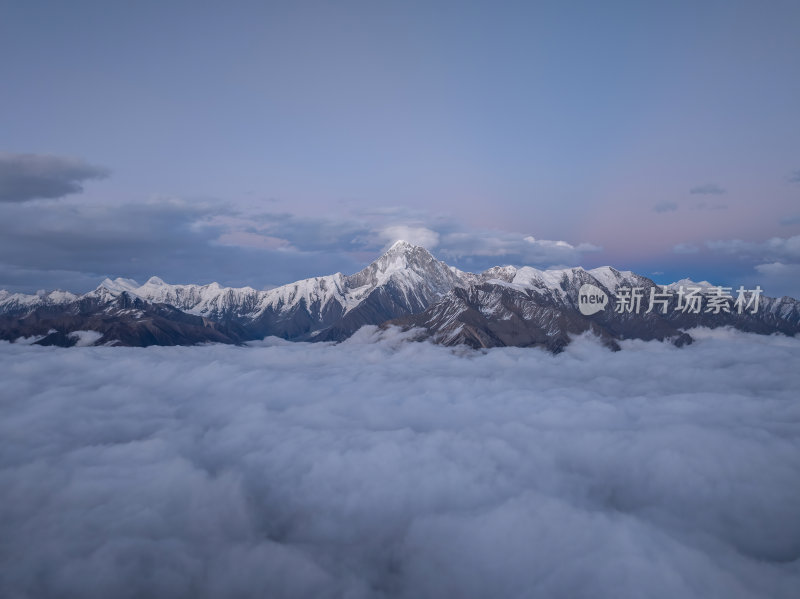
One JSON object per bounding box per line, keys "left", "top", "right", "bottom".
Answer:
{"left": 1, "top": 327, "right": 799, "bottom": 598}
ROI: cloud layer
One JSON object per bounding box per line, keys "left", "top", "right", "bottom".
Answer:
{"left": 0, "top": 191, "right": 603, "bottom": 293}
{"left": 0, "top": 197, "right": 366, "bottom": 293}
{"left": 1, "top": 329, "right": 799, "bottom": 598}
{"left": 0, "top": 153, "right": 109, "bottom": 202}
{"left": 0, "top": 154, "right": 604, "bottom": 293}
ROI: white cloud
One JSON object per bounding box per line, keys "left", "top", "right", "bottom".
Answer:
{"left": 755, "top": 261, "right": 800, "bottom": 277}
{"left": 378, "top": 225, "right": 440, "bottom": 249}
{"left": 1, "top": 331, "right": 799, "bottom": 598}
{"left": 68, "top": 330, "right": 104, "bottom": 346}
{"left": 439, "top": 231, "right": 601, "bottom": 268}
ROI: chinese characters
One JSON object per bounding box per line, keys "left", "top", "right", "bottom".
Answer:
{"left": 613, "top": 286, "right": 762, "bottom": 315}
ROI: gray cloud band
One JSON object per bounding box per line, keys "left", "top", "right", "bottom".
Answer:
{"left": 0, "top": 153, "right": 109, "bottom": 202}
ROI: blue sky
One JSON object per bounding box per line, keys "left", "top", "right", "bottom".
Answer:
{"left": 1, "top": 0, "right": 799, "bottom": 296}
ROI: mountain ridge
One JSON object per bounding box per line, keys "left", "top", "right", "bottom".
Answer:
{"left": 1, "top": 241, "right": 798, "bottom": 349}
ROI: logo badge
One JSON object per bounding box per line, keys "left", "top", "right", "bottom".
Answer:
{"left": 578, "top": 284, "right": 608, "bottom": 315}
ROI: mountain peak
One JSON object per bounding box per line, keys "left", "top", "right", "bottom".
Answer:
{"left": 99, "top": 277, "right": 140, "bottom": 293}
{"left": 665, "top": 278, "right": 715, "bottom": 290}
{"left": 344, "top": 240, "right": 447, "bottom": 291}
{"left": 378, "top": 240, "right": 436, "bottom": 268}
{"left": 386, "top": 239, "right": 419, "bottom": 253}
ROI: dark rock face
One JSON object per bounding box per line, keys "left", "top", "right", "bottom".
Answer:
{"left": 0, "top": 293, "right": 247, "bottom": 347}
{"left": 312, "top": 277, "right": 450, "bottom": 342}
{"left": 390, "top": 282, "right": 689, "bottom": 352}
{"left": 1, "top": 242, "right": 798, "bottom": 350}
{"left": 389, "top": 268, "right": 799, "bottom": 351}
{"left": 247, "top": 296, "right": 346, "bottom": 341}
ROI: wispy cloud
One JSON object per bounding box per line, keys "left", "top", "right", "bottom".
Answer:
{"left": 789, "top": 170, "right": 800, "bottom": 183}
{"left": 0, "top": 197, "right": 604, "bottom": 293}
{"left": 755, "top": 261, "right": 800, "bottom": 278}
{"left": 434, "top": 231, "right": 601, "bottom": 269}
{"left": 690, "top": 183, "right": 726, "bottom": 195}
{"left": 653, "top": 201, "right": 678, "bottom": 213}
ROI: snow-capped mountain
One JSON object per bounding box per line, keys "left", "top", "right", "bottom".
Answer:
{"left": 0, "top": 289, "right": 80, "bottom": 314}
{"left": 393, "top": 265, "right": 688, "bottom": 351}
{"left": 0, "top": 289, "right": 246, "bottom": 347}
{"left": 0, "top": 241, "right": 466, "bottom": 346}
{"left": 1, "top": 241, "right": 798, "bottom": 348}
{"left": 664, "top": 278, "right": 716, "bottom": 291}
{"left": 394, "top": 264, "right": 800, "bottom": 349}
{"left": 79, "top": 240, "right": 461, "bottom": 328}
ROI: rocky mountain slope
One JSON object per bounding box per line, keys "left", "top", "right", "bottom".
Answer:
{"left": 0, "top": 291, "right": 247, "bottom": 347}
{"left": 392, "top": 265, "right": 799, "bottom": 350}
